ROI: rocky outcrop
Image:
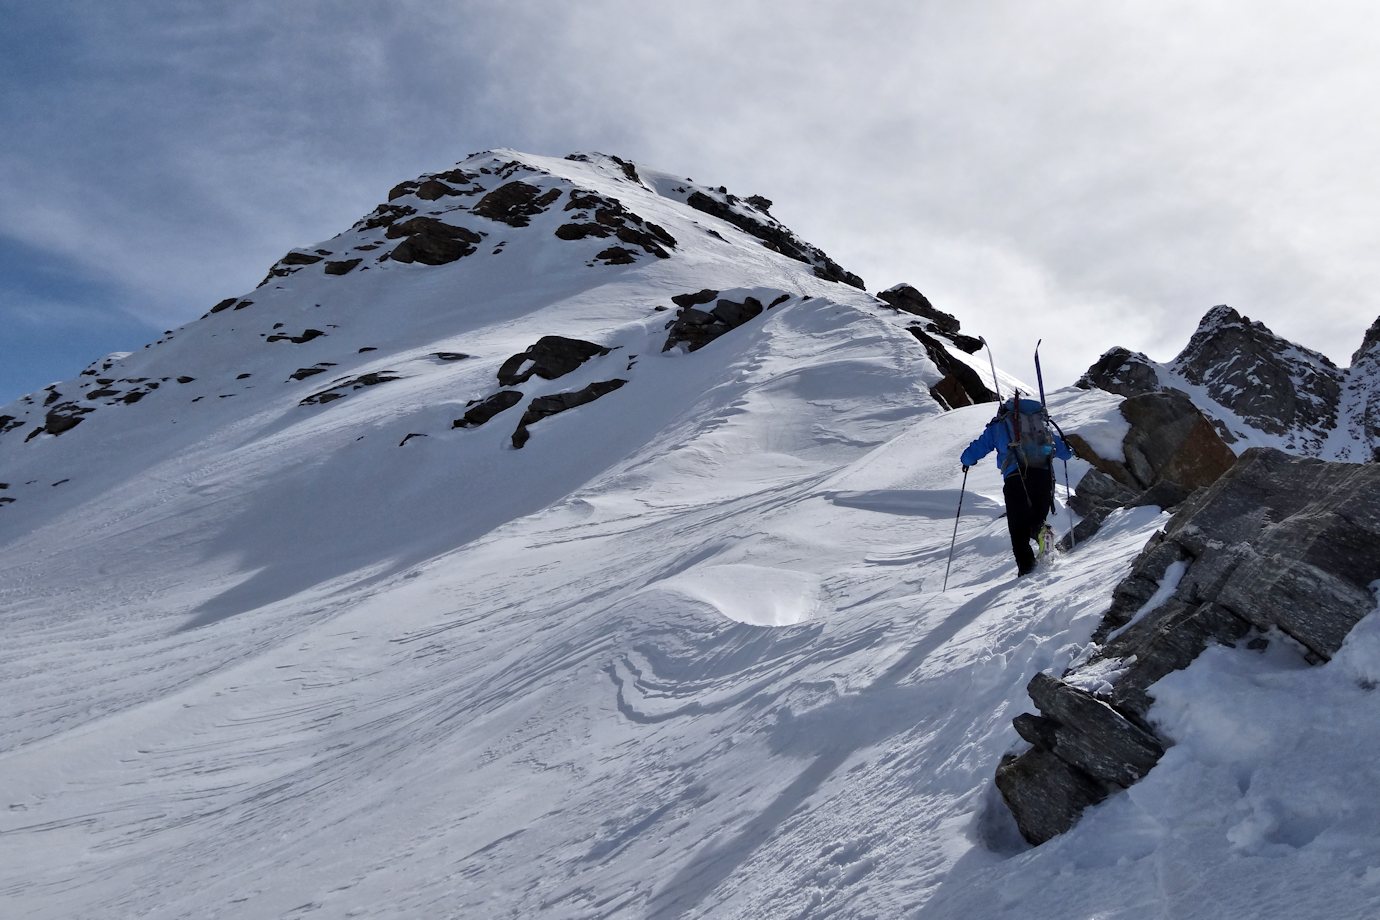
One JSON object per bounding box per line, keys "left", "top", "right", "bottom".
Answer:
{"left": 683, "top": 191, "right": 863, "bottom": 289}
{"left": 497, "top": 336, "right": 611, "bottom": 387}
{"left": 511, "top": 379, "right": 627, "bottom": 448}
{"left": 472, "top": 181, "right": 563, "bottom": 227}
{"left": 1076, "top": 347, "right": 1162, "bottom": 399}
{"left": 662, "top": 294, "right": 790, "bottom": 353}
{"left": 999, "top": 448, "right": 1380, "bottom": 845}
{"left": 905, "top": 326, "right": 994, "bottom": 409}
{"left": 453, "top": 390, "right": 524, "bottom": 429}
{"left": 299, "top": 372, "right": 402, "bottom": 407}
{"left": 1172, "top": 307, "right": 1342, "bottom": 447}
{"left": 386, "top": 217, "right": 483, "bottom": 266}
{"left": 1063, "top": 389, "right": 1236, "bottom": 545}
{"left": 556, "top": 189, "right": 675, "bottom": 260}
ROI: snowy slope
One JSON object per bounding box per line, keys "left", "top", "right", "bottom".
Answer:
{"left": 2, "top": 151, "right": 1378, "bottom": 920}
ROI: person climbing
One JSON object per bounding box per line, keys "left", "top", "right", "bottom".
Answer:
{"left": 959, "top": 394, "right": 1072, "bottom": 576}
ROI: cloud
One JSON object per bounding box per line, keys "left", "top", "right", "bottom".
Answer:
{"left": 3, "top": 0, "right": 1378, "bottom": 390}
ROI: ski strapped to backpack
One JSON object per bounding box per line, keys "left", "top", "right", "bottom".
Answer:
{"left": 1035, "top": 339, "right": 1076, "bottom": 550}
{"left": 999, "top": 391, "right": 1058, "bottom": 474}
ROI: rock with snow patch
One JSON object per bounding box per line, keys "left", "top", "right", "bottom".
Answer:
{"left": 497, "top": 336, "right": 611, "bottom": 387}
{"left": 511, "top": 379, "right": 627, "bottom": 448}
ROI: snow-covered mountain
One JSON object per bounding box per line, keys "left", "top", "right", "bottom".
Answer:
{"left": 2, "top": 150, "right": 1377, "bottom": 920}
{"left": 1079, "top": 304, "right": 1380, "bottom": 461}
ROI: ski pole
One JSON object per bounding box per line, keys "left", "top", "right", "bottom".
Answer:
{"left": 943, "top": 468, "right": 969, "bottom": 591}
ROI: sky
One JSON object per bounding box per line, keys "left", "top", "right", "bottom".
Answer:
{"left": 4, "top": 0, "right": 1380, "bottom": 403}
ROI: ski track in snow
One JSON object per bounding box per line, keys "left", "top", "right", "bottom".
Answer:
{"left": 1, "top": 151, "right": 1377, "bottom": 920}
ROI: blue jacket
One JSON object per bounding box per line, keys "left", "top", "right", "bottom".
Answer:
{"left": 960, "top": 397, "right": 1072, "bottom": 478}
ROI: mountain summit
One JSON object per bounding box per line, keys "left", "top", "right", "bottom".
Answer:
{"left": 2, "top": 151, "right": 1378, "bottom": 920}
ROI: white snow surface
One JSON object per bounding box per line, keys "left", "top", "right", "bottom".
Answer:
{"left": 2, "top": 150, "right": 1378, "bottom": 919}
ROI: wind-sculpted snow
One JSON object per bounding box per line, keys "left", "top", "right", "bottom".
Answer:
{"left": 1, "top": 150, "right": 1378, "bottom": 920}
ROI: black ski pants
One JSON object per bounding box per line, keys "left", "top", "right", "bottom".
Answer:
{"left": 1002, "top": 467, "right": 1054, "bottom": 576}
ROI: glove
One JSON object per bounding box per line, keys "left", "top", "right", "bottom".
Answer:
{"left": 961, "top": 464, "right": 970, "bottom": 473}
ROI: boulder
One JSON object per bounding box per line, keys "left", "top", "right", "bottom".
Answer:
{"left": 684, "top": 191, "right": 863, "bottom": 289}
{"left": 386, "top": 217, "right": 483, "bottom": 266}
{"left": 497, "top": 336, "right": 610, "bottom": 387}
{"left": 878, "top": 284, "right": 960, "bottom": 334}
{"left": 1076, "top": 346, "right": 1161, "bottom": 398}
{"left": 906, "top": 326, "right": 996, "bottom": 410}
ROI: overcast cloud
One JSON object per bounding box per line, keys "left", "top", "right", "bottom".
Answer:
{"left": 3, "top": 0, "right": 1379, "bottom": 401}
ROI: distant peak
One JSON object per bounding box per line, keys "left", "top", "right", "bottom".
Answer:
{"left": 1352, "top": 315, "right": 1380, "bottom": 367}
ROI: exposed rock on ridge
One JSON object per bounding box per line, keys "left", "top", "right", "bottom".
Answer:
{"left": 999, "top": 448, "right": 1380, "bottom": 845}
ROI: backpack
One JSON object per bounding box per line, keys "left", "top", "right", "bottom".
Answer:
{"left": 999, "top": 396, "right": 1056, "bottom": 473}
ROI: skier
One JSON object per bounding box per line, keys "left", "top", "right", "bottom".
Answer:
{"left": 960, "top": 395, "right": 1072, "bottom": 576}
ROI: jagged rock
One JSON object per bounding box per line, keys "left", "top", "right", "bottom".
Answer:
{"left": 662, "top": 295, "right": 781, "bottom": 352}
{"left": 684, "top": 191, "right": 863, "bottom": 289}
{"left": 354, "top": 203, "right": 416, "bottom": 233}
{"left": 746, "top": 194, "right": 772, "bottom": 211}
{"left": 324, "top": 259, "right": 362, "bottom": 275}
{"left": 453, "top": 390, "right": 523, "bottom": 429}
{"left": 473, "top": 181, "right": 562, "bottom": 227}
{"left": 386, "top": 217, "right": 483, "bottom": 266}
{"left": 208, "top": 298, "right": 238, "bottom": 315}
{"left": 556, "top": 191, "right": 674, "bottom": 258}
{"left": 906, "top": 326, "right": 996, "bottom": 410}
{"left": 497, "top": 336, "right": 610, "bottom": 387}
{"left": 388, "top": 180, "right": 420, "bottom": 201}
{"left": 1171, "top": 306, "right": 1342, "bottom": 448}
{"left": 1001, "top": 447, "right": 1380, "bottom": 844}
{"left": 511, "top": 379, "right": 627, "bottom": 448}
{"left": 995, "top": 749, "right": 1107, "bottom": 847}
{"left": 878, "top": 284, "right": 959, "bottom": 334}
{"left": 288, "top": 363, "right": 336, "bottom": 381}
{"left": 280, "top": 250, "right": 324, "bottom": 266}
{"left": 1076, "top": 346, "right": 1162, "bottom": 398}
{"left": 1061, "top": 389, "right": 1235, "bottom": 545}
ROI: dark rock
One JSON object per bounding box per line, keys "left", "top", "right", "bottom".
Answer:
{"left": 497, "top": 336, "right": 611, "bottom": 387}
{"left": 0, "top": 416, "right": 21, "bottom": 434}
{"left": 594, "top": 246, "right": 638, "bottom": 265}
{"left": 398, "top": 433, "right": 428, "bottom": 446}
{"left": 43, "top": 406, "right": 92, "bottom": 436}
{"left": 671, "top": 289, "right": 719, "bottom": 309}
{"left": 209, "top": 297, "right": 237, "bottom": 315}
{"left": 232, "top": 299, "right": 254, "bottom": 311}
{"left": 662, "top": 294, "right": 784, "bottom": 353}
{"left": 324, "top": 258, "right": 362, "bottom": 275}
{"left": 300, "top": 372, "right": 402, "bottom": 407}
{"left": 85, "top": 389, "right": 120, "bottom": 400}
{"left": 430, "top": 352, "right": 470, "bottom": 362}
{"left": 121, "top": 391, "right": 146, "bottom": 405}
{"left": 386, "top": 217, "right": 483, "bottom": 266}
{"left": 1169, "top": 306, "right": 1343, "bottom": 452}
{"left": 1001, "top": 447, "right": 1380, "bottom": 844}
{"left": 1026, "top": 673, "right": 1165, "bottom": 787}
{"left": 176, "top": 376, "right": 195, "bottom": 384}
{"left": 907, "top": 326, "right": 996, "bottom": 409}
{"left": 878, "top": 285, "right": 960, "bottom": 334}
{"left": 414, "top": 179, "right": 460, "bottom": 200}
{"left": 684, "top": 191, "right": 863, "bottom": 289}
{"left": 453, "top": 390, "right": 523, "bottom": 429}
{"left": 353, "top": 203, "right": 416, "bottom": 232}
{"left": 288, "top": 364, "right": 335, "bottom": 381}
{"left": 1077, "top": 347, "right": 1161, "bottom": 398}
{"left": 388, "top": 180, "right": 420, "bottom": 201}
{"left": 746, "top": 194, "right": 773, "bottom": 211}
{"left": 280, "top": 250, "right": 324, "bottom": 266}
{"left": 995, "top": 749, "right": 1107, "bottom": 846}
{"left": 555, "top": 223, "right": 613, "bottom": 241}
{"left": 266, "top": 329, "right": 327, "bottom": 345}
{"left": 473, "top": 181, "right": 562, "bottom": 227}
{"left": 511, "top": 379, "right": 627, "bottom": 448}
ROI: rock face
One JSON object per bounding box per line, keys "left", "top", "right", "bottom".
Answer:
{"left": 386, "top": 217, "right": 484, "bottom": 266}
{"left": 1172, "top": 306, "right": 1342, "bottom": 448}
{"left": 1078, "top": 305, "right": 1380, "bottom": 460}
{"left": 472, "top": 181, "right": 563, "bottom": 227}
{"left": 1076, "top": 347, "right": 1162, "bottom": 399}
{"left": 453, "top": 391, "right": 524, "bottom": 429}
{"left": 906, "top": 326, "right": 995, "bottom": 409}
{"left": 999, "top": 448, "right": 1380, "bottom": 845}
{"left": 683, "top": 190, "right": 864, "bottom": 289}
{"left": 1063, "top": 389, "right": 1236, "bottom": 544}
